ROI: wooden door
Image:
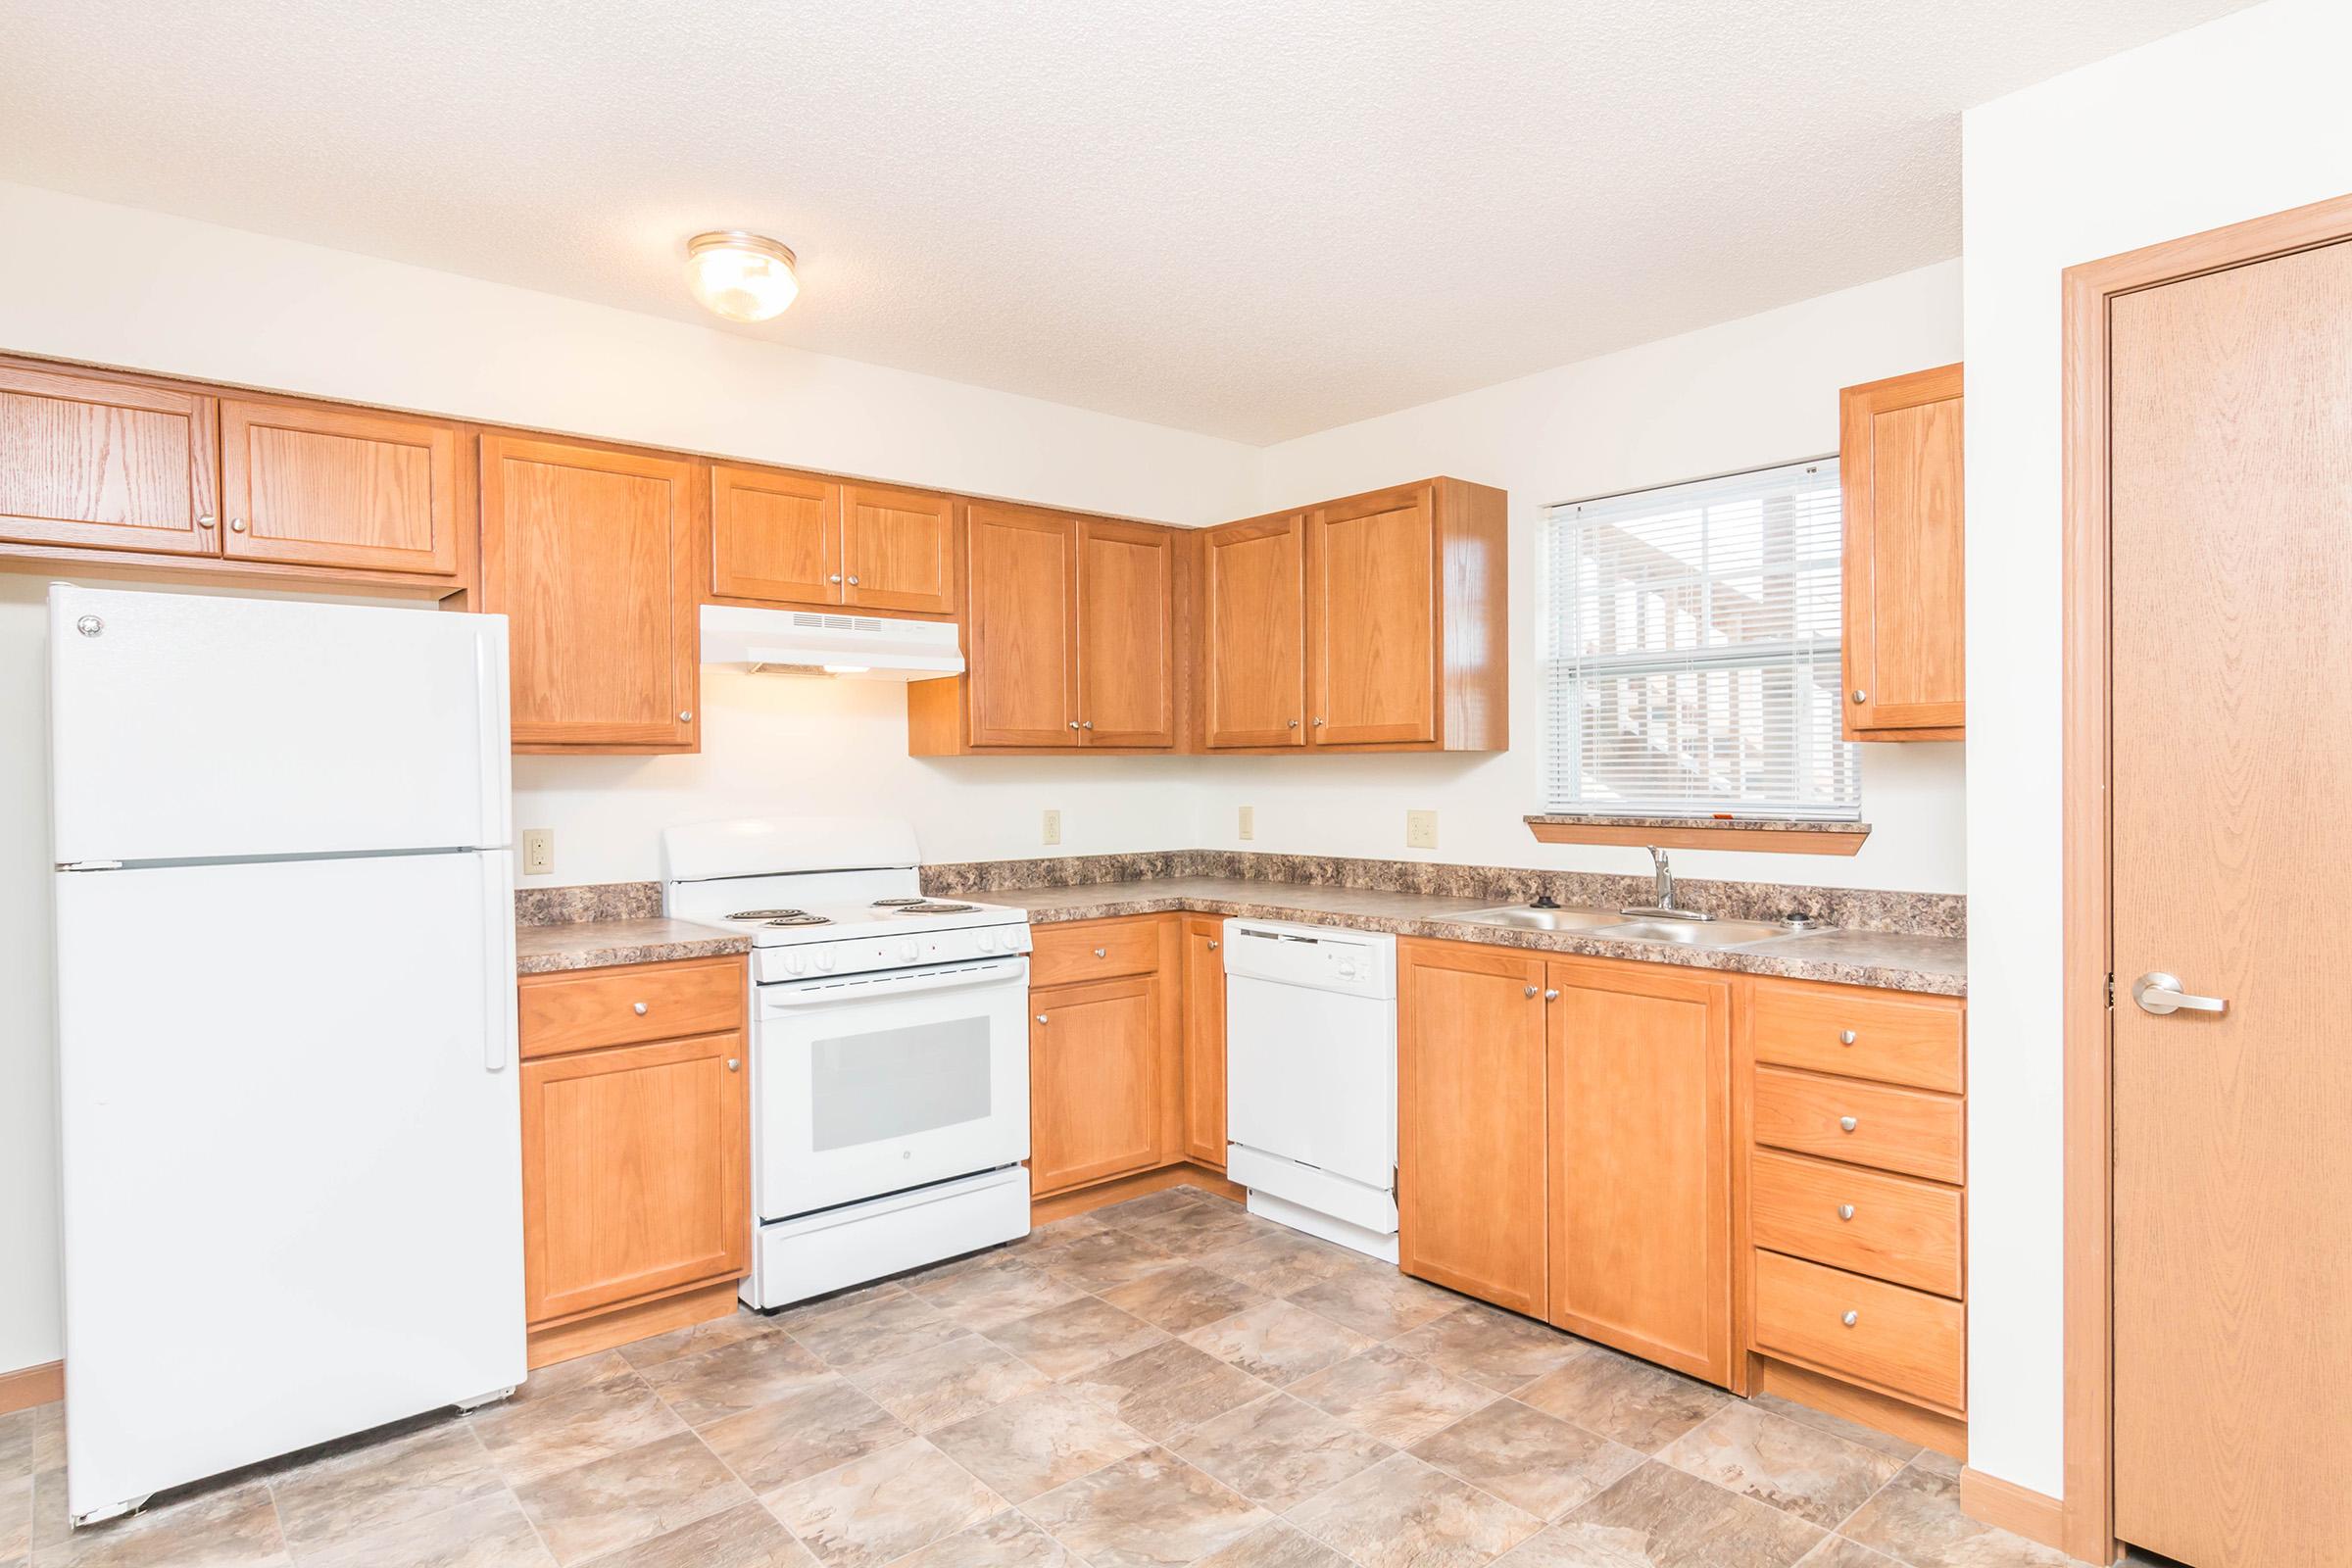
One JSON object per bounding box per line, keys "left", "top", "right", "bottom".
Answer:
{"left": 1306, "top": 485, "right": 1437, "bottom": 745}
{"left": 2107, "top": 237, "right": 2352, "bottom": 1568}
{"left": 842, "top": 483, "right": 957, "bottom": 614}
{"left": 1029, "top": 976, "right": 1162, "bottom": 1196}
{"left": 520, "top": 1032, "right": 749, "bottom": 1324}
{"left": 710, "top": 463, "right": 840, "bottom": 604}
{"left": 1201, "top": 514, "right": 1305, "bottom": 748}
{"left": 1078, "top": 518, "right": 1177, "bottom": 747}
{"left": 1546, "top": 959, "right": 1732, "bottom": 1382}
{"left": 966, "top": 501, "right": 1079, "bottom": 746}
{"left": 0, "top": 362, "right": 219, "bottom": 556}
{"left": 218, "top": 399, "right": 462, "bottom": 576}
{"left": 1841, "top": 365, "right": 1965, "bottom": 738}
{"left": 1179, "top": 916, "right": 1227, "bottom": 1168}
{"left": 1397, "top": 942, "right": 1548, "bottom": 1316}
{"left": 480, "top": 434, "right": 702, "bottom": 750}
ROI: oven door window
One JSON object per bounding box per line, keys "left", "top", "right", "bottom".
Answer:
{"left": 808, "top": 1016, "right": 994, "bottom": 1152}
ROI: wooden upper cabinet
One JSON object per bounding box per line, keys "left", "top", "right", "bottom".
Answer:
{"left": 1202, "top": 514, "right": 1307, "bottom": 748}
{"left": 1179, "top": 915, "right": 1227, "bottom": 1168}
{"left": 480, "top": 433, "right": 703, "bottom": 752}
{"left": 1841, "top": 364, "right": 1965, "bottom": 740}
{"left": 1397, "top": 941, "right": 1549, "bottom": 1317}
{"left": 710, "top": 463, "right": 840, "bottom": 605}
{"left": 841, "top": 483, "right": 958, "bottom": 614}
{"left": 1546, "top": 958, "right": 1733, "bottom": 1385}
{"left": 218, "top": 399, "right": 463, "bottom": 576}
{"left": 1078, "top": 518, "right": 1177, "bottom": 747}
{"left": 0, "top": 361, "right": 219, "bottom": 556}
{"left": 1308, "top": 484, "right": 1438, "bottom": 745}
{"left": 966, "top": 501, "right": 1080, "bottom": 746}
{"left": 1029, "top": 974, "right": 1163, "bottom": 1196}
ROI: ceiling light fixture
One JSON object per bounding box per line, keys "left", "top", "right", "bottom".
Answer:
{"left": 684, "top": 230, "right": 801, "bottom": 321}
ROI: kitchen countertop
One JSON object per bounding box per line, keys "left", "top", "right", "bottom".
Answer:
{"left": 999, "top": 876, "right": 1965, "bottom": 996}
{"left": 514, "top": 917, "right": 751, "bottom": 976}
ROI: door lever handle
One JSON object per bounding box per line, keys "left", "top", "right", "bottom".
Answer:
{"left": 2131, "top": 972, "right": 2228, "bottom": 1016}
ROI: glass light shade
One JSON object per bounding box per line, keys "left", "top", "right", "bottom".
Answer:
{"left": 685, "top": 231, "right": 800, "bottom": 321}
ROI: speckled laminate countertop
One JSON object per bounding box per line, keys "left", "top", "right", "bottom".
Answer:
{"left": 1000, "top": 877, "right": 1965, "bottom": 997}
{"left": 514, "top": 917, "right": 752, "bottom": 976}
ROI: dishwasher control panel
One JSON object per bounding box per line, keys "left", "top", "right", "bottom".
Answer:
{"left": 1220, "top": 917, "right": 1396, "bottom": 999}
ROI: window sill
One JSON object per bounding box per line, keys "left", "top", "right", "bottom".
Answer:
{"left": 1524, "top": 814, "right": 1871, "bottom": 857}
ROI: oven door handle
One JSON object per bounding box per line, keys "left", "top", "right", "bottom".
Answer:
{"left": 758, "top": 957, "right": 1029, "bottom": 1011}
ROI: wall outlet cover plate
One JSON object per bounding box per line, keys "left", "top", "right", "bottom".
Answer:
{"left": 1405, "top": 809, "right": 1438, "bottom": 850}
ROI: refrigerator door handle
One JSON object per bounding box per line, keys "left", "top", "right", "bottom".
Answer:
{"left": 482, "top": 853, "right": 516, "bottom": 1073}
{"left": 472, "top": 621, "right": 512, "bottom": 849}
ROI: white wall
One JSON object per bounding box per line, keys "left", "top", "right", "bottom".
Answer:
{"left": 1239, "top": 262, "right": 1968, "bottom": 894}
{"left": 1961, "top": 0, "right": 2352, "bottom": 1500}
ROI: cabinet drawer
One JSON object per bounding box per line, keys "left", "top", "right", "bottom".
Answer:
{"left": 1030, "top": 919, "right": 1161, "bottom": 987}
{"left": 1749, "top": 981, "right": 1962, "bottom": 1093}
{"left": 1751, "top": 1066, "right": 1964, "bottom": 1183}
{"left": 1750, "top": 1150, "right": 1962, "bottom": 1297}
{"left": 1753, "top": 1250, "right": 1964, "bottom": 1411}
{"left": 520, "top": 957, "right": 744, "bottom": 1057}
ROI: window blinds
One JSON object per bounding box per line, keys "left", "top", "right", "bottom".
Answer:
{"left": 1544, "top": 459, "right": 1859, "bottom": 819}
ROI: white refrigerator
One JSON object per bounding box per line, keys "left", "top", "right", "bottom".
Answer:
{"left": 48, "top": 584, "right": 525, "bottom": 1528}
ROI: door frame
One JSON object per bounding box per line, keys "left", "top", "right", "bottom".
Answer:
{"left": 2060, "top": 189, "right": 2352, "bottom": 1568}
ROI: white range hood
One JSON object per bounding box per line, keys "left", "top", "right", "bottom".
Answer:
{"left": 700, "top": 604, "right": 964, "bottom": 681}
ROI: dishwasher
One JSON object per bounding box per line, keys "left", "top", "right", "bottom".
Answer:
{"left": 1222, "top": 918, "right": 1399, "bottom": 1260}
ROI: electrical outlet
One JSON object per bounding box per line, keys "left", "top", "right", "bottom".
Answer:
{"left": 1238, "top": 806, "right": 1254, "bottom": 841}
{"left": 1405, "top": 809, "right": 1439, "bottom": 850}
{"left": 1042, "top": 808, "right": 1062, "bottom": 847}
{"left": 521, "top": 828, "right": 555, "bottom": 876}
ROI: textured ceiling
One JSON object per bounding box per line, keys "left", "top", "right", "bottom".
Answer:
{"left": 0, "top": 0, "right": 2255, "bottom": 443}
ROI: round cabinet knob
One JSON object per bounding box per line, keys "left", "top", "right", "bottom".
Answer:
{"left": 1524, "top": 985, "right": 1539, "bottom": 999}
{"left": 1838, "top": 1029, "right": 1857, "bottom": 1045}
{"left": 1544, "top": 988, "right": 1560, "bottom": 1002}
{"left": 679, "top": 710, "right": 693, "bottom": 723}
{"left": 1838, "top": 1115, "right": 1858, "bottom": 1133}
{"left": 1068, "top": 720, "right": 1080, "bottom": 729}
{"left": 1035, "top": 1013, "right": 1049, "bottom": 1025}
{"left": 632, "top": 1001, "right": 649, "bottom": 1015}
{"left": 1837, "top": 1203, "right": 1856, "bottom": 1221}
{"left": 1094, "top": 948, "right": 1107, "bottom": 958}
{"left": 196, "top": 514, "right": 217, "bottom": 529}
{"left": 1207, "top": 939, "right": 1220, "bottom": 951}
{"left": 228, "top": 517, "right": 247, "bottom": 532}
{"left": 725, "top": 1057, "right": 740, "bottom": 1072}
{"left": 1849, "top": 689, "right": 1867, "bottom": 705}
{"left": 1288, "top": 719, "right": 1300, "bottom": 728}
{"left": 1841, "top": 1310, "right": 1861, "bottom": 1328}
{"left": 847, "top": 575, "right": 860, "bottom": 586}
{"left": 829, "top": 573, "right": 843, "bottom": 584}
{"left": 1080, "top": 720, "right": 1093, "bottom": 730}
{"left": 1312, "top": 717, "right": 1326, "bottom": 727}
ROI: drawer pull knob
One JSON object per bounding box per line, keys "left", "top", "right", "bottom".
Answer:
{"left": 1837, "top": 1203, "right": 1856, "bottom": 1221}
{"left": 1207, "top": 939, "right": 1219, "bottom": 951}
{"left": 725, "top": 1057, "right": 740, "bottom": 1072}
{"left": 1035, "top": 1013, "right": 1049, "bottom": 1025}
{"left": 1524, "top": 985, "right": 1539, "bottom": 999}
{"left": 632, "top": 1002, "right": 649, "bottom": 1015}
{"left": 1094, "top": 947, "right": 1107, "bottom": 958}
{"left": 1841, "top": 1309, "right": 1860, "bottom": 1328}
{"left": 1838, "top": 1115, "right": 1858, "bottom": 1133}
{"left": 1838, "top": 1029, "right": 1857, "bottom": 1045}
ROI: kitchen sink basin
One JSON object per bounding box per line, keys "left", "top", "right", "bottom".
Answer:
{"left": 1591, "top": 917, "right": 1793, "bottom": 948}
{"left": 1457, "top": 905, "right": 1628, "bottom": 931}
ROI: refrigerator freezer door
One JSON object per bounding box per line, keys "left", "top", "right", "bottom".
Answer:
{"left": 57, "top": 851, "right": 523, "bottom": 1523}
{"left": 49, "top": 585, "right": 510, "bottom": 863}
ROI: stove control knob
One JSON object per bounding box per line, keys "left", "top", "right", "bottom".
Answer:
{"left": 899, "top": 938, "right": 922, "bottom": 963}
{"left": 782, "top": 952, "right": 807, "bottom": 975}
{"left": 814, "top": 950, "right": 837, "bottom": 972}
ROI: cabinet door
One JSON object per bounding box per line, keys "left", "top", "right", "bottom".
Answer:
{"left": 0, "top": 362, "right": 219, "bottom": 556}
{"left": 1030, "top": 975, "right": 1161, "bottom": 1195}
{"left": 219, "top": 399, "right": 462, "bottom": 575}
{"left": 1841, "top": 365, "right": 1964, "bottom": 738}
{"left": 480, "top": 434, "right": 702, "bottom": 750}
{"left": 1201, "top": 514, "right": 1306, "bottom": 748}
{"left": 966, "top": 501, "right": 1080, "bottom": 747}
{"left": 1307, "top": 485, "right": 1438, "bottom": 745}
{"left": 520, "top": 1031, "right": 749, "bottom": 1324}
{"left": 843, "top": 482, "right": 957, "bottom": 614}
{"left": 1398, "top": 942, "right": 1548, "bottom": 1316}
{"left": 1179, "top": 917, "right": 1227, "bottom": 1167}
{"left": 1546, "top": 960, "right": 1733, "bottom": 1383}
{"left": 1079, "top": 518, "right": 1177, "bottom": 747}
{"left": 711, "top": 463, "right": 840, "bottom": 605}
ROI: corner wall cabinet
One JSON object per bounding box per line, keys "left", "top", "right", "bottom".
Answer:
{"left": 516, "top": 955, "right": 750, "bottom": 1368}
{"left": 1841, "top": 363, "right": 1964, "bottom": 740}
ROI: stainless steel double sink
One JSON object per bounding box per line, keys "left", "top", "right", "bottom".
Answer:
{"left": 1455, "top": 905, "right": 1801, "bottom": 949}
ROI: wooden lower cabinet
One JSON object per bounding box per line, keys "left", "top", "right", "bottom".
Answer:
{"left": 517, "top": 956, "right": 749, "bottom": 1364}
{"left": 1179, "top": 916, "right": 1228, "bottom": 1168}
{"left": 1398, "top": 942, "right": 1549, "bottom": 1316}
{"left": 1030, "top": 973, "right": 1165, "bottom": 1196}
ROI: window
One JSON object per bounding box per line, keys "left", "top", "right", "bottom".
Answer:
{"left": 1544, "top": 459, "right": 1858, "bottom": 819}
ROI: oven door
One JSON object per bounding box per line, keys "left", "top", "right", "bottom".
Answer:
{"left": 753, "top": 956, "right": 1030, "bottom": 1219}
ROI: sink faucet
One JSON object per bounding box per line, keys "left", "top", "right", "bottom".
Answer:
{"left": 1619, "top": 846, "right": 1713, "bottom": 921}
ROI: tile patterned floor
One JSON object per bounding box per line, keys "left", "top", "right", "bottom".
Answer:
{"left": 0, "top": 1186, "right": 2081, "bottom": 1568}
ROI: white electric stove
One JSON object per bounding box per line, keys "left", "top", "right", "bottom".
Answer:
{"left": 662, "top": 817, "right": 1035, "bottom": 1308}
